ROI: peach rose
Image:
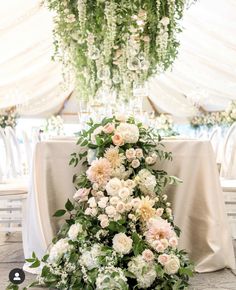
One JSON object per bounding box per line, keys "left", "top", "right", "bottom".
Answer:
{"left": 103, "top": 123, "right": 115, "bottom": 134}
{"left": 112, "top": 133, "right": 124, "bottom": 146}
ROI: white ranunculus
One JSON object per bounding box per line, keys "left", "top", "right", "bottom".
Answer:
{"left": 105, "top": 178, "right": 122, "bottom": 196}
{"left": 164, "top": 255, "right": 180, "bottom": 275}
{"left": 116, "top": 123, "right": 139, "bottom": 143}
{"left": 68, "top": 223, "right": 83, "bottom": 240}
{"left": 112, "top": 233, "right": 133, "bottom": 254}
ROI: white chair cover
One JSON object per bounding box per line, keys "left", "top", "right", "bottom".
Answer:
{"left": 209, "top": 127, "right": 221, "bottom": 161}
{"left": 5, "top": 126, "right": 22, "bottom": 178}
{"left": 22, "top": 130, "right": 32, "bottom": 172}
{"left": 0, "top": 127, "right": 11, "bottom": 181}
{"left": 221, "top": 123, "right": 236, "bottom": 179}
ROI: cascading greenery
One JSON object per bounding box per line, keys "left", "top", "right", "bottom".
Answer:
{"left": 44, "top": 0, "right": 189, "bottom": 100}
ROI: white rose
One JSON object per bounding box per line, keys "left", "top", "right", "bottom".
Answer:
{"left": 90, "top": 208, "right": 98, "bottom": 216}
{"left": 98, "top": 214, "right": 108, "bottom": 221}
{"left": 115, "top": 113, "right": 127, "bottom": 122}
{"left": 169, "top": 237, "right": 178, "bottom": 248}
{"left": 88, "top": 197, "right": 97, "bottom": 208}
{"left": 106, "top": 178, "right": 122, "bottom": 196}
{"left": 112, "top": 233, "right": 133, "bottom": 254}
{"left": 125, "top": 203, "right": 133, "bottom": 211}
{"left": 105, "top": 205, "right": 117, "bottom": 217}
{"left": 116, "top": 202, "right": 126, "bottom": 213}
{"left": 109, "top": 196, "right": 120, "bottom": 205}
{"left": 158, "top": 254, "right": 170, "bottom": 266}
{"left": 126, "top": 148, "right": 136, "bottom": 159}
{"left": 164, "top": 255, "right": 180, "bottom": 275}
{"left": 118, "top": 187, "right": 131, "bottom": 200}
{"left": 124, "top": 179, "right": 135, "bottom": 189}
{"left": 98, "top": 197, "right": 109, "bottom": 209}
{"left": 85, "top": 208, "right": 92, "bottom": 216}
{"left": 131, "top": 159, "right": 140, "bottom": 168}
{"left": 145, "top": 156, "right": 155, "bottom": 165}
{"left": 135, "top": 148, "right": 143, "bottom": 159}
{"left": 101, "top": 218, "right": 109, "bottom": 228}
{"left": 68, "top": 223, "right": 83, "bottom": 240}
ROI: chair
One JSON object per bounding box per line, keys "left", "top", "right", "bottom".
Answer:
{"left": 220, "top": 122, "right": 236, "bottom": 179}
{"left": 220, "top": 122, "right": 236, "bottom": 238}
{"left": 0, "top": 180, "right": 28, "bottom": 233}
{"left": 209, "top": 127, "right": 221, "bottom": 158}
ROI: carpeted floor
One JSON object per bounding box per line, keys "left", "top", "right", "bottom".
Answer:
{"left": 0, "top": 232, "right": 236, "bottom": 289}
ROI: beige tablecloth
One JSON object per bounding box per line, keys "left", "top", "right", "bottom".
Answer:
{"left": 24, "top": 138, "right": 235, "bottom": 273}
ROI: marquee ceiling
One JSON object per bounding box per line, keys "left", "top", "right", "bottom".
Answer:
{"left": 0, "top": 0, "right": 235, "bottom": 117}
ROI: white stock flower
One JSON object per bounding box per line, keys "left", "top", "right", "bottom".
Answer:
{"left": 48, "top": 239, "right": 70, "bottom": 263}
{"left": 68, "top": 223, "right": 83, "bottom": 240}
{"left": 112, "top": 233, "right": 133, "bottom": 254}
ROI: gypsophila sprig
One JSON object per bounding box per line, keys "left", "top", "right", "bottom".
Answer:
{"left": 8, "top": 115, "right": 194, "bottom": 290}
{"left": 44, "top": 0, "right": 191, "bottom": 100}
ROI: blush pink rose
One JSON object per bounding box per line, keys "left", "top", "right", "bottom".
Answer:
{"left": 73, "top": 188, "right": 90, "bottom": 202}
{"left": 142, "top": 249, "right": 154, "bottom": 262}
{"left": 112, "top": 133, "right": 124, "bottom": 146}
{"left": 158, "top": 254, "right": 170, "bottom": 266}
{"left": 103, "top": 123, "right": 115, "bottom": 134}
{"left": 169, "top": 237, "right": 178, "bottom": 248}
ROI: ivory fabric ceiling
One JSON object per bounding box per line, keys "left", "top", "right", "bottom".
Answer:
{"left": 0, "top": 0, "right": 235, "bottom": 117}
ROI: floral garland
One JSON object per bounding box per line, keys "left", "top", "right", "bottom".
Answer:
{"left": 44, "top": 0, "right": 191, "bottom": 100}
{"left": 190, "top": 101, "right": 236, "bottom": 129}
{"left": 0, "top": 107, "right": 17, "bottom": 129}
{"left": 9, "top": 115, "right": 193, "bottom": 289}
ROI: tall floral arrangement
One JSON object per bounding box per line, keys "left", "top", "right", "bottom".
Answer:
{"left": 44, "top": 0, "right": 190, "bottom": 100}
{"left": 155, "top": 114, "right": 179, "bottom": 136}
{"left": 0, "top": 107, "right": 17, "bottom": 129}
{"left": 190, "top": 101, "right": 236, "bottom": 129}
{"left": 9, "top": 115, "right": 193, "bottom": 290}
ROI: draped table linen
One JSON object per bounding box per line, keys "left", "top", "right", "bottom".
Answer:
{"left": 24, "top": 138, "right": 235, "bottom": 273}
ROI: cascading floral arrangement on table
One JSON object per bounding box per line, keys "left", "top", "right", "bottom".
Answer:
{"left": 44, "top": 0, "right": 191, "bottom": 100}
{"left": 9, "top": 115, "right": 194, "bottom": 290}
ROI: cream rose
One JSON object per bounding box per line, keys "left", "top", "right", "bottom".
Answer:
{"left": 87, "top": 197, "right": 97, "bottom": 208}
{"left": 116, "top": 202, "right": 126, "bottom": 213}
{"left": 169, "top": 237, "right": 178, "bottom": 248}
{"left": 98, "top": 197, "right": 109, "bottom": 209}
{"left": 112, "top": 233, "right": 133, "bottom": 254}
{"left": 131, "top": 159, "right": 140, "bottom": 168}
{"left": 100, "top": 218, "right": 109, "bottom": 228}
{"left": 126, "top": 148, "right": 136, "bottom": 159}
{"left": 145, "top": 156, "right": 155, "bottom": 165}
{"left": 135, "top": 148, "right": 143, "bottom": 159}
{"left": 105, "top": 205, "right": 117, "bottom": 217}
{"left": 118, "top": 187, "right": 131, "bottom": 200}
{"left": 164, "top": 255, "right": 180, "bottom": 275}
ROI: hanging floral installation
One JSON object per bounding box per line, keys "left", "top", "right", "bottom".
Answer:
{"left": 0, "top": 107, "right": 17, "bottom": 129}
{"left": 45, "top": 0, "right": 190, "bottom": 100}
{"left": 190, "top": 101, "right": 236, "bottom": 129}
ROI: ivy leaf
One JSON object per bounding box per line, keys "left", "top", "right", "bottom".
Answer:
{"left": 65, "top": 199, "right": 74, "bottom": 211}
{"left": 53, "top": 209, "right": 66, "bottom": 217}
